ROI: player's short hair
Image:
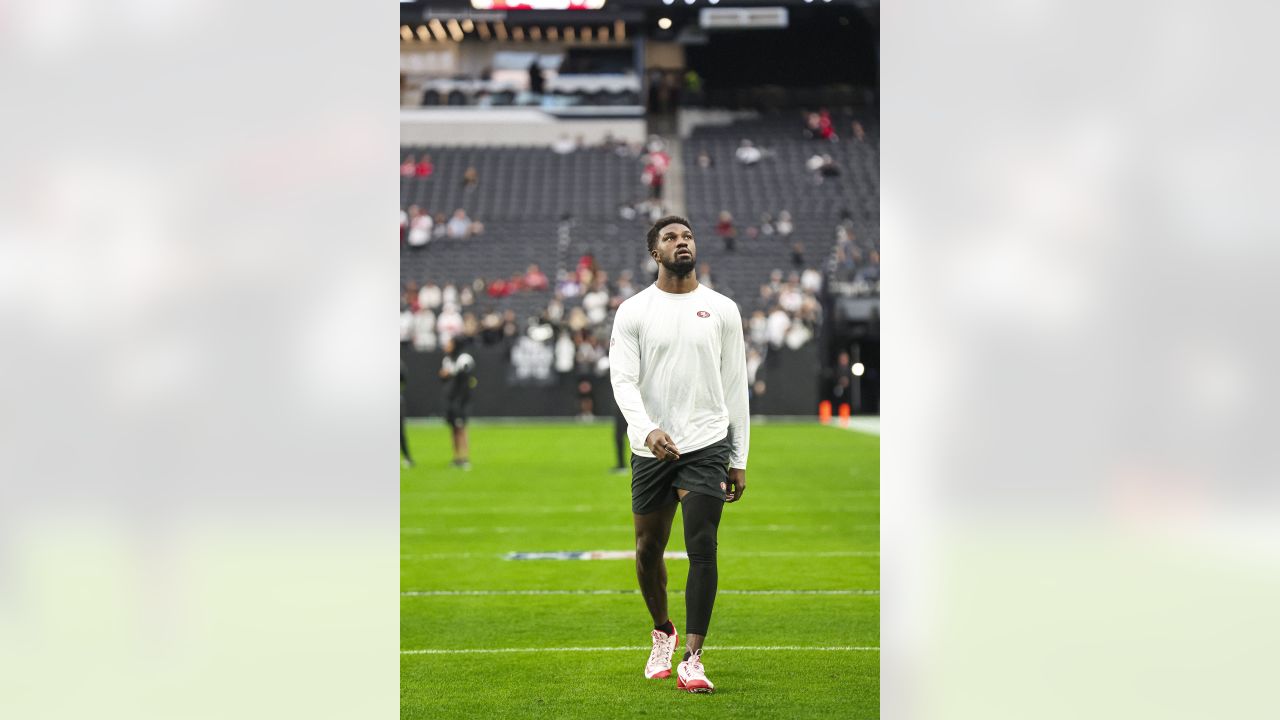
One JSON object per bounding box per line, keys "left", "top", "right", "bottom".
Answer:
{"left": 646, "top": 215, "right": 693, "bottom": 254}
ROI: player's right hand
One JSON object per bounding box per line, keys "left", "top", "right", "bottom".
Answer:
{"left": 645, "top": 429, "right": 680, "bottom": 462}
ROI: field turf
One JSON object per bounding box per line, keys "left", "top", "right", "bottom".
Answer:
{"left": 401, "top": 421, "right": 879, "bottom": 719}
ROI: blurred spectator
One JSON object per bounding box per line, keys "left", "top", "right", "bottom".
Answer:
{"left": 748, "top": 310, "right": 769, "bottom": 348}
{"left": 583, "top": 281, "right": 609, "bottom": 326}
{"left": 576, "top": 253, "right": 598, "bottom": 286}
{"left": 801, "top": 267, "right": 823, "bottom": 294}
{"left": 746, "top": 349, "right": 764, "bottom": 390}
{"left": 716, "top": 211, "right": 737, "bottom": 252}
{"left": 778, "top": 282, "right": 803, "bottom": 314}
{"left": 528, "top": 59, "right": 545, "bottom": 96}
{"left": 524, "top": 264, "right": 549, "bottom": 291}
{"left": 776, "top": 210, "right": 794, "bottom": 238}
{"left": 785, "top": 319, "right": 813, "bottom": 350}
{"left": 804, "top": 112, "right": 822, "bottom": 140}
{"left": 480, "top": 308, "right": 503, "bottom": 345}
{"left": 616, "top": 270, "right": 637, "bottom": 300}
{"left": 698, "top": 262, "right": 715, "bottom": 290}
{"left": 436, "top": 304, "right": 464, "bottom": 346}
{"left": 767, "top": 269, "right": 785, "bottom": 294}
{"left": 486, "top": 277, "right": 513, "bottom": 299}
{"left": 545, "top": 295, "right": 564, "bottom": 323}
{"left": 642, "top": 149, "right": 668, "bottom": 201}
{"left": 502, "top": 310, "right": 519, "bottom": 340}
{"left": 745, "top": 225, "right": 760, "bottom": 241}
{"left": 759, "top": 213, "right": 775, "bottom": 236}
{"left": 462, "top": 166, "right": 479, "bottom": 189}
{"left": 447, "top": 209, "right": 473, "bottom": 239}
{"left": 641, "top": 253, "right": 659, "bottom": 283}
{"left": 791, "top": 242, "right": 806, "bottom": 269}
{"left": 415, "top": 154, "right": 434, "bottom": 178}
{"left": 766, "top": 307, "right": 791, "bottom": 348}
{"left": 618, "top": 201, "right": 638, "bottom": 221}
{"left": 856, "top": 250, "right": 881, "bottom": 283}
{"left": 432, "top": 212, "right": 448, "bottom": 240}
{"left": 459, "top": 284, "right": 475, "bottom": 308}
{"left": 552, "top": 134, "right": 577, "bottom": 155}
{"left": 818, "top": 154, "right": 841, "bottom": 181}
{"left": 696, "top": 150, "right": 714, "bottom": 169}
{"left": 442, "top": 283, "right": 460, "bottom": 308}
{"left": 735, "top": 139, "right": 762, "bottom": 166}
{"left": 413, "top": 308, "right": 437, "bottom": 352}
{"left": 401, "top": 155, "right": 416, "bottom": 177}
{"left": 806, "top": 153, "right": 825, "bottom": 173}
{"left": 462, "top": 312, "right": 480, "bottom": 339}
{"left": 566, "top": 307, "right": 588, "bottom": 333}
{"left": 418, "top": 282, "right": 442, "bottom": 312}
{"left": 400, "top": 304, "right": 414, "bottom": 344}
{"left": 556, "top": 269, "right": 581, "bottom": 298}
{"left": 852, "top": 121, "right": 866, "bottom": 142}
{"left": 511, "top": 333, "right": 554, "bottom": 383}
{"left": 406, "top": 205, "right": 432, "bottom": 249}
{"left": 817, "top": 109, "right": 836, "bottom": 141}
{"left": 554, "top": 331, "right": 575, "bottom": 374}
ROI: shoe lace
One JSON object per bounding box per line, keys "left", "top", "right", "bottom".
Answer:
{"left": 685, "top": 649, "right": 705, "bottom": 677}
{"left": 648, "top": 630, "right": 671, "bottom": 665}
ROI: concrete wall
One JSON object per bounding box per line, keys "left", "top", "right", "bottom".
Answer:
{"left": 400, "top": 108, "right": 646, "bottom": 146}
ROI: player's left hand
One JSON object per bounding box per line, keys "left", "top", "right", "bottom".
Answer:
{"left": 723, "top": 468, "right": 746, "bottom": 503}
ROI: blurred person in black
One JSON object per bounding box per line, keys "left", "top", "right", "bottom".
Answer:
{"left": 401, "top": 361, "right": 414, "bottom": 469}
{"left": 439, "top": 337, "right": 476, "bottom": 470}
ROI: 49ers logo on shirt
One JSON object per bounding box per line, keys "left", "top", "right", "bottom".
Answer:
{"left": 697, "top": 310, "right": 711, "bottom": 318}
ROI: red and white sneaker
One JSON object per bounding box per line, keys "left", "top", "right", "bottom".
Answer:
{"left": 644, "top": 627, "right": 679, "bottom": 679}
{"left": 676, "top": 649, "right": 715, "bottom": 693}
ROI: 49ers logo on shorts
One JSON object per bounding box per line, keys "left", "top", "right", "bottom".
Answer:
{"left": 697, "top": 310, "right": 711, "bottom": 318}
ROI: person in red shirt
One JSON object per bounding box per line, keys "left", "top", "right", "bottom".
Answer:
{"left": 416, "top": 154, "right": 434, "bottom": 178}
{"left": 715, "top": 211, "right": 737, "bottom": 252}
{"left": 818, "top": 110, "right": 836, "bottom": 141}
{"left": 524, "top": 263, "right": 549, "bottom": 291}
{"left": 401, "top": 155, "right": 416, "bottom": 177}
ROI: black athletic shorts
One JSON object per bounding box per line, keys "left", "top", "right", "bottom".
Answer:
{"left": 445, "top": 403, "right": 468, "bottom": 428}
{"left": 631, "top": 434, "right": 730, "bottom": 515}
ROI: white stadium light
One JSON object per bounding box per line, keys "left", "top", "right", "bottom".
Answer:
{"left": 852, "top": 362, "right": 865, "bottom": 377}
{"left": 662, "top": 0, "right": 675, "bottom": 5}
{"left": 658, "top": 17, "right": 673, "bottom": 29}
{"left": 685, "top": 0, "right": 697, "bottom": 5}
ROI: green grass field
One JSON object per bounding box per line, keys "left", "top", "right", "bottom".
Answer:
{"left": 401, "top": 421, "right": 879, "bottom": 719}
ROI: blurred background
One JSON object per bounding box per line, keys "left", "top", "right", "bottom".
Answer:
{"left": 399, "top": 0, "right": 880, "bottom": 420}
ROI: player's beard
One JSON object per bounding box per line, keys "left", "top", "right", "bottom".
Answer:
{"left": 661, "top": 254, "right": 696, "bottom": 277}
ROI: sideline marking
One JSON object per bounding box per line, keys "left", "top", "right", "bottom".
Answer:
{"left": 402, "top": 645, "right": 879, "bottom": 655}
{"left": 401, "top": 589, "right": 879, "bottom": 597}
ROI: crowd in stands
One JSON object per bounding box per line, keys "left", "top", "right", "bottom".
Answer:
{"left": 400, "top": 246, "right": 839, "bottom": 412}
{"left": 400, "top": 109, "right": 878, "bottom": 413}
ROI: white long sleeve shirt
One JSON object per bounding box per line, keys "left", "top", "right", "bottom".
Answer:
{"left": 609, "top": 283, "right": 750, "bottom": 469}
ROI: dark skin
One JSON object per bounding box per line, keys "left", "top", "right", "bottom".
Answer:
{"left": 634, "top": 221, "right": 747, "bottom": 657}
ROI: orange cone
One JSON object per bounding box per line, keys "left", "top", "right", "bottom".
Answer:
{"left": 818, "top": 400, "right": 832, "bottom": 424}
{"left": 838, "top": 403, "right": 851, "bottom": 428}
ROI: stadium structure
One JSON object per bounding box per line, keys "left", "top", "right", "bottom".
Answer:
{"left": 400, "top": 0, "right": 879, "bottom": 419}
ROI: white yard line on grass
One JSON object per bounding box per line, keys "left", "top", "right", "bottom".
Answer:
{"left": 402, "top": 524, "right": 867, "bottom": 535}
{"left": 402, "top": 645, "right": 879, "bottom": 655}
{"left": 401, "top": 589, "right": 879, "bottom": 596}
{"left": 400, "top": 550, "right": 878, "bottom": 560}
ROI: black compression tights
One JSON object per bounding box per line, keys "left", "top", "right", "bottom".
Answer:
{"left": 681, "top": 492, "right": 724, "bottom": 637}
